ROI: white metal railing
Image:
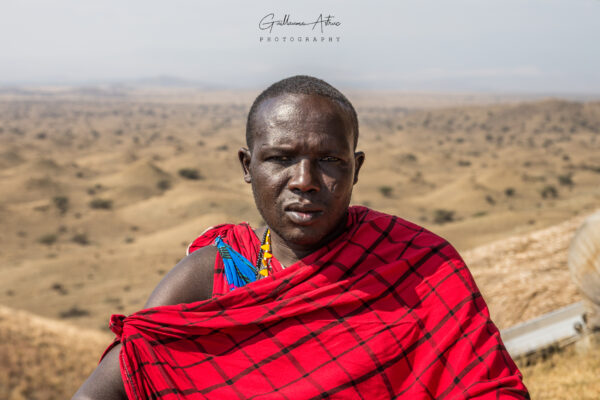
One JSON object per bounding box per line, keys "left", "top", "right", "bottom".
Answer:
{"left": 500, "top": 301, "right": 586, "bottom": 358}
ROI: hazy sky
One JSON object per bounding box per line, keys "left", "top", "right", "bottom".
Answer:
{"left": 1, "top": 0, "right": 599, "bottom": 93}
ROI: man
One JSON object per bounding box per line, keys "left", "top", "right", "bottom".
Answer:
{"left": 74, "top": 76, "right": 529, "bottom": 399}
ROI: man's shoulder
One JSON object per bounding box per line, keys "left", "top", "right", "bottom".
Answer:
{"left": 349, "top": 205, "right": 476, "bottom": 292}
{"left": 144, "top": 244, "right": 218, "bottom": 308}
{"left": 349, "top": 205, "right": 454, "bottom": 250}
{"left": 186, "top": 222, "right": 255, "bottom": 255}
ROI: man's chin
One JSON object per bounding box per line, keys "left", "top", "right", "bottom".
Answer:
{"left": 273, "top": 224, "right": 328, "bottom": 249}
{"left": 277, "top": 219, "right": 347, "bottom": 251}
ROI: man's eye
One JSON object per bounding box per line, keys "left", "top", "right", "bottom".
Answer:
{"left": 320, "top": 156, "right": 340, "bottom": 162}
{"left": 267, "top": 156, "right": 290, "bottom": 162}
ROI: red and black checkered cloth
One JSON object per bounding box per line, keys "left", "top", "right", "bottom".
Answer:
{"left": 109, "top": 206, "right": 529, "bottom": 399}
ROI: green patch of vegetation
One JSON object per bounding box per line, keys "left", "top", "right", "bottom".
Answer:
{"left": 505, "top": 187, "right": 516, "bottom": 197}
{"left": 51, "top": 283, "right": 68, "bottom": 295}
{"left": 581, "top": 164, "right": 600, "bottom": 173}
{"left": 400, "top": 153, "right": 417, "bottom": 162}
{"left": 89, "top": 198, "right": 113, "bottom": 210}
{"left": 157, "top": 179, "right": 172, "bottom": 191}
{"left": 433, "top": 209, "right": 455, "bottom": 224}
{"left": 378, "top": 185, "right": 393, "bottom": 198}
{"left": 59, "top": 306, "right": 90, "bottom": 318}
{"left": 558, "top": 173, "right": 574, "bottom": 187}
{"left": 178, "top": 168, "right": 202, "bottom": 180}
{"left": 52, "top": 196, "right": 69, "bottom": 215}
{"left": 38, "top": 233, "right": 58, "bottom": 245}
{"left": 71, "top": 233, "right": 90, "bottom": 245}
{"left": 541, "top": 185, "right": 558, "bottom": 199}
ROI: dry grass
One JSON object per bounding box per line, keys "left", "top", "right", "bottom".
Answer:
{"left": 0, "top": 305, "right": 110, "bottom": 400}
{"left": 518, "top": 342, "right": 600, "bottom": 399}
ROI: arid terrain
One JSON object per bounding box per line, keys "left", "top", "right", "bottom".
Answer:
{"left": 1, "top": 86, "right": 599, "bottom": 399}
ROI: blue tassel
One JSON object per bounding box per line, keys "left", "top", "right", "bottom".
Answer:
{"left": 214, "top": 236, "right": 257, "bottom": 290}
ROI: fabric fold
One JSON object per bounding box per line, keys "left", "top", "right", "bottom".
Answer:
{"left": 110, "top": 206, "right": 528, "bottom": 399}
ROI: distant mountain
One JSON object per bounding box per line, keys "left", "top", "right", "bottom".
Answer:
{"left": 125, "top": 75, "right": 219, "bottom": 89}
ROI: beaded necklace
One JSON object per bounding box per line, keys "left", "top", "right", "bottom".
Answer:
{"left": 256, "top": 228, "right": 272, "bottom": 278}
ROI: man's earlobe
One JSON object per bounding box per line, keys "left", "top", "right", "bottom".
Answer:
{"left": 353, "top": 151, "right": 365, "bottom": 184}
{"left": 238, "top": 148, "right": 252, "bottom": 183}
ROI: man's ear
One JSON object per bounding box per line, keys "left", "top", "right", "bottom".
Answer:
{"left": 238, "top": 147, "right": 252, "bottom": 183}
{"left": 353, "top": 151, "right": 365, "bottom": 184}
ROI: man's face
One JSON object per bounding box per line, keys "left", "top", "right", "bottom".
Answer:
{"left": 239, "top": 93, "right": 364, "bottom": 251}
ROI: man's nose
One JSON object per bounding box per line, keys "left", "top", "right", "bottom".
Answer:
{"left": 288, "top": 159, "right": 320, "bottom": 193}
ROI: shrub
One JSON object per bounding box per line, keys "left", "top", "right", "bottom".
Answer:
{"left": 504, "top": 188, "right": 516, "bottom": 197}
{"left": 157, "top": 179, "right": 172, "bottom": 191}
{"left": 71, "top": 233, "right": 90, "bottom": 245}
{"left": 400, "top": 153, "right": 417, "bottom": 162}
{"left": 558, "top": 173, "right": 574, "bottom": 187}
{"left": 178, "top": 168, "right": 202, "bottom": 180}
{"left": 541, "top": 185, "right": 558, "bottom": 199}
{"left": 433, "top": 209, "right": 455, "bottom": 224}
{"left": 59, "top": 306, "right": 89, "bottom": 318}
{"left": 53, "top": 196, "right": 69, "bottom": 214}
{"left": 378, "top": 186, "right": 393, "bottom": 198}
{"left": 581, "top": 164, "right": 600, "bottom": 173}
{"left": 38, "top": 233, "right": 57, "bottom": 245}
{"left": 89, "top": 198, "right": 113, "bottom": 209}
{"left": 51, "top": 283, "right": 68, "bottom": 295}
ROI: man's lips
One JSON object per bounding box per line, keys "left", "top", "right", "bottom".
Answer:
{"left": 284, "top": 204, "right": 324, "bottom": 225}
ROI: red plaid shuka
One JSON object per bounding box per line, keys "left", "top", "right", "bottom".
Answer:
{"left": 109, "top": 206, "right": 529, "bottom": 399}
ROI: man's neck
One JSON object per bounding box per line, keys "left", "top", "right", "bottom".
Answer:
{"left": 269, "top": 237, "right": 309, "bottom": 268}
{"left": 265, "top": 214, "right": 348, "bottom": 268}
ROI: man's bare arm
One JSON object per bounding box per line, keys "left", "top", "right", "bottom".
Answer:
{"left": 72, "top": 246, "right": 217, "bottom": 400}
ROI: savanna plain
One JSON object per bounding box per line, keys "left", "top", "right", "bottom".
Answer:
{"left": 0, "top": 87, "right": 599, "bottom": 399}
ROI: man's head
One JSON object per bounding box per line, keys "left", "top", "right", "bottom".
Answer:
{"left": 239, "top": 76, "right": 365, "bottom": 254}
{"left": 246, "top": 75, "right": 359, "bottom": 151}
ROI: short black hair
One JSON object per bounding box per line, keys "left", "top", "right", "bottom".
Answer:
{"left": 246, "top": 75, "right": 359, "bottom": 150}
